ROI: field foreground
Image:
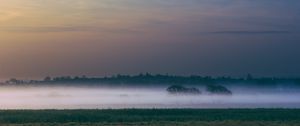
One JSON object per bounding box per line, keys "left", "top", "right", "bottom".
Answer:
{"left": 0, "top": 109, "right": 300, "bottom": 126}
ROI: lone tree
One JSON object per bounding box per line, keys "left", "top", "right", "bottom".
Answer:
{"left": 167, "top": 85, "right": 201, "bottom": 95}
{"left": 206, "top": 84, "right": 232, "bottom": 95}
{"left": 44, "top": 76, "right": 52, "bottom": 82}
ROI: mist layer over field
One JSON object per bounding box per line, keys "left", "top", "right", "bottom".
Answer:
{"left": 0, "top": 85, "right": 300, "bottom": 109}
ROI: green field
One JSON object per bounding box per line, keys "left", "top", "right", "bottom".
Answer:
{"left": 0, "top": 109, "right": 300, "bottom": 126}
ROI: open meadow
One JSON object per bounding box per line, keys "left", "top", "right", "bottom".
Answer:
{"left": 0, "top": 109, "right": 299, "bottom": 126}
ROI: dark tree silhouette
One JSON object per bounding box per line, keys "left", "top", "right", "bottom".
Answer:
{"left": 206, "top": 85, "right": 232, "bottom": 95}
{"left": 167, "top": 85, "right": 201, "bottom": 95}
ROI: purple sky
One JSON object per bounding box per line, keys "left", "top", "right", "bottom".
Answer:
{"left": 0, "top": 0, "right": 300, "bottom": 79}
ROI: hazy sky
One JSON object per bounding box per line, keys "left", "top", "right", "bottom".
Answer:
{"left": 0, "top": 0, "right": 300, "bottom": 79}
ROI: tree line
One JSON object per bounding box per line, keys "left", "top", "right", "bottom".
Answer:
{"left": 3, "top": 73, "right": 300, "bottom": 86}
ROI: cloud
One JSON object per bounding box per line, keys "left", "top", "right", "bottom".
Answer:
{"left": 0, "top": 26, "right": 141, "bottom": 33}
{"left": 0, "top": 10, "right": 20, "bottom": 21}
{"left": 211, "top": 30, "right": 293, "bottom": 35}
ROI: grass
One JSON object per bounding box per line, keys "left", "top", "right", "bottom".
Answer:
{"left": 0, "top": 109, "right": 299, "bottom": 125}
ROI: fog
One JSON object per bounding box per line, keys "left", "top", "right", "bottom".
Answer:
{"left": 0, "top": 85, "right": 300, "bottom": 109}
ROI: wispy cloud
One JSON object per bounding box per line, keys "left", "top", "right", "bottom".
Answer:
{"left": 0, "top": 26, "right": 141, "bottom": 33}
{"left": 0, "top": 10, "right": 21, "bottom": 21}
{"left": 211, "top": 30, "right": 293, "bottom": 35}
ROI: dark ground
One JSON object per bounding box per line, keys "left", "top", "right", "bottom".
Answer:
{"left": 0, "top": 109, "right": 299, "bottom": 126}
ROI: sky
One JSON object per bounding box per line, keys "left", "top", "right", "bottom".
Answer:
{"left": 0, "top": 0, "right": 300, "bottom": 79}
